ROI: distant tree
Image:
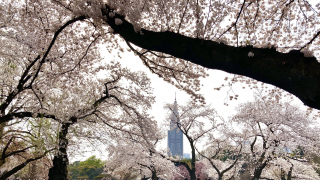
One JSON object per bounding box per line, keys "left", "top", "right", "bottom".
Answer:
{"left": 68, "top": 161, "right": 81, "bottom": 180}
{"left": 165, "top": 99, "right": 223, "bottom": 180}
{"left": 103, "top": 156, "right": 141, "bottom": 180}
{"left": 260, "top": 158, "right": 320, "bottom": 180}
{"left": 231, "top": 93, "right": 320, "bottom": 180}
{"left": 78, "top": 156, "right": 105, "bottom": 180}
{"left": 105, "top": 137, "right": 178, "bottom": 180}
{"left": 68, "top": 156, "right": 105, "bottom": 180}
{"left": 173, "top": 161, "right": 207, "bottom": 180}
{"left": 197, "top": 139, "right": 242, "bottom": 180}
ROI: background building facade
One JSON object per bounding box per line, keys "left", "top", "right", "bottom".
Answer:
{"left": 168, "top": 98, "right": 183, "bottom": 157}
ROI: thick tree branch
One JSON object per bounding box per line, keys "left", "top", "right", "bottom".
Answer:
{"left": 1, "top": 137, "right": 14, "bottom": 164}
{"left": 0, "top": 112, "right": 58, "bottom": 124}
{"left": 301, "top": 30, "right": 320, "bottom": 50}
{"left": 4, "top": 145, "right": 37, "bottom": 159}
{"left": 103, "top": 4, "right": 320, "bottom": 111}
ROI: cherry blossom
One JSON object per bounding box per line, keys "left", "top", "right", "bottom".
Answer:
{"left": 231, "top": 93, "right": 320, "bottom": 180}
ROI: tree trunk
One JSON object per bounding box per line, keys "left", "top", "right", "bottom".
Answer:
{"left": 251, "top": 162, "right": 268, "bottom": 180}
{"left": 151, "top": 170, "right": 158, "bottom": 179}
{"left": 281, "top": 169, "right": 286, "bottom": 180}
{"left": 0, "top": 122, "right": 5, "bottom": 140}
{"left": 287, "top": 166, "right": 293, "bottom": 180}
{"left": 48, "top": 122, "right": 71, "bottom": 180}
{"left": 190, "top": 142, "right": 196, "bottom": 180}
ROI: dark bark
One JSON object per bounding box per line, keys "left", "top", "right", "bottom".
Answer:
{"left": 102, "top": 4, "right": 320, "bottom": 111}
{"left": 251, "top": 139, "right": 269, "bottom": 180}
{"left": 0, "top": 112, "right": 57, "bottom": 124}
{"left": 151, "top": 170, "right": 157, "bottom": 179}
{"left": 48, "top": 117, "right": 76, "bottom": 180}
{"left": 137, "top": 163, "right": 158, "bottom": 179}
{"left": 281, "top": 169, "right": 286, "bottom": 180}
{"left": 189, "top": 140, "right": 196, "bottom": 180}
{"left": 287, "top": 166, "right": 293, "bottom": 180}
{"left": 251, "top": 161, "right": 268, "bottom": 180}
{"left": 198, "top": 148, "right": 239, "bottom": 180}
{"left": 1, "top": 139, "right": 37, "bottom": 167}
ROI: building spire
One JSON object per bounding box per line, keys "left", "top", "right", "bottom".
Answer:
{"left": 175, "top": 92, "right": 176, "bottom": 101}
{"left": 170, "top": 94, "right": 179, "bottom": 129}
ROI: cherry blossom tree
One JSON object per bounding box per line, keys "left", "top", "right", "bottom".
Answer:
{"left": 260, "top": 158, "right": 320, "bottom": 180}
{"left": 1, "top": 55, "right": 157, "bottom": 179}
{"left": 44, "top": 61, "right": 158, "bottom": 180}
{"left": 173, "top": 161, "right": 207, "bottom": 180}
{"left": 0, "top": 58, "right": 157, "bottom": 179}
{"left": 231, "top": 93, "right": 320, "bottom": 180}
{"left": 0, "top": 1, "right": 158, "bottom": 179}
{"left": 0, "top": 3, "right": 104, "bottom": 177}
{"left": 105, "top": 137, "right": 178, "bottom": 180}
{"left": 165, "top": 100, "right": 223, "bottom": 180}
{"left": 105, "top": 100, "right": 223, "bottom": 180}
{"left": 202, "top": 158, "right": 243, "bottom": 180}
{"left": 196, "top": 135, "right": 243, "bottom": 180}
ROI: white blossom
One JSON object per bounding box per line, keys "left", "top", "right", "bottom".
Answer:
{"left": 115, "top": 18, "right": 123, "bottom": 25}
{"left": 109, "top": 12, "right": 115, "bottom": 18}
{"left": 301, "top": 48, "right": 314, "bottom": 57}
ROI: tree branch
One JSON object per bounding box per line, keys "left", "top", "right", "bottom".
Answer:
{"left": 0, "top": 112, "right": 59, "bottom": 124}
{"left": 0, "top": 148, "right": 54, "bottom": 180}
{"left": 103, "top": 3, "right": 320, "bottom": 111}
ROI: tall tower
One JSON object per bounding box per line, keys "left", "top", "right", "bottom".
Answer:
{"left": 168, "top": 96, "right": 183, "bottom": 157}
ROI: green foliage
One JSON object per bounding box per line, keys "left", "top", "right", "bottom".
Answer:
{"left": 180, "top": 158, "right": 192, "bottom": 168}
{"left": 84, "top": 167, "right": 104, "bottom": 179}
{"left": 310, "top": 154, "right": 320, "bottom": 176}
{"left": 68, "top": 156, "right": 105, "bottom": 180}
{"left": 77, "top": 175, "right": 89, "bottom": 179}
{"left": 28, "top": 118, "right": 57, "bottom": 152}
{"left": 291, "top": 146, "right": 305, "bottom": 157}
{"left": 79, "top": 155, "right": 104, "bottom": 168}
{"left": 94, "top": 174, "right": 112, "bottom": 179}
{"left": 68, "top": 161, "right": 81, "bottom": 179}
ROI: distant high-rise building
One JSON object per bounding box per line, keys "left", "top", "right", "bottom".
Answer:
{"left": 168, "top": 97, "right": 183, "bottom": 157}
{"left": 183, "top": 153, "right": 191, "bottom": 159}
